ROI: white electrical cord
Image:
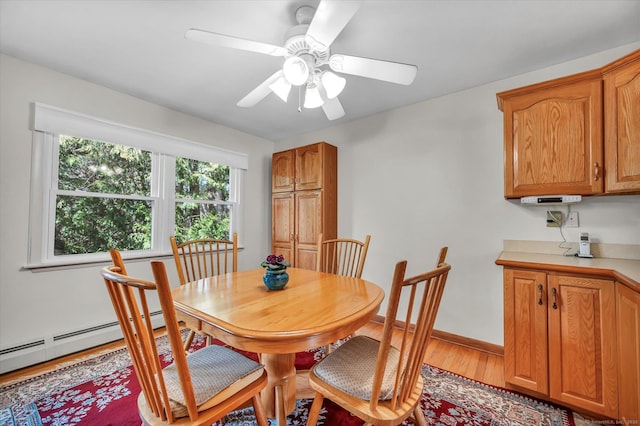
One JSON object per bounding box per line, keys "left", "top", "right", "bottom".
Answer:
{"left": 547, "top": 207, "right": 574, "bottom": 256}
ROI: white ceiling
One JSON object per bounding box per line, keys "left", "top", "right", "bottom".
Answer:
{"left": 1, "top": 0, "right": 639, "bottom": 141}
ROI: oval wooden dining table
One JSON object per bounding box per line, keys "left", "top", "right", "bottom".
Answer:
{"left": 171, "top": 267, "right": 385, "bottom": 425}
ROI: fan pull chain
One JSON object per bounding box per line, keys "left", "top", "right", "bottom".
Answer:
{"left": 298, "top": 86, "right": 302, "bottom": 112}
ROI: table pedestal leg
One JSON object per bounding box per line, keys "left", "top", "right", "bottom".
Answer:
{"left": 260, "top": 353, "right": 296, "bottom": 424}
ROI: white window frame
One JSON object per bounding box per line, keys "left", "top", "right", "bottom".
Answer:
{"left": 26, "top": 103, "right": 248, "bottom": 268}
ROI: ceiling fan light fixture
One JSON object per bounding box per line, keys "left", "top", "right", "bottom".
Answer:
{"left": 283, "top": 56, "right": 309, "bottom": 86}
{"left": 304, "top": 83, "right": 324, "bottom": 109}
{"left": 321, "top": 71, "right": 346, "bottom": 99}
{"left": 268, "top": 76, "right": 292, "bottom": 102}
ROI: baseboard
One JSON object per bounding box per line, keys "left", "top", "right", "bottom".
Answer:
{"left": 371, "top": 315, "right": 504, "bottom": 357}
{"left": 0, "top": 313, "right": 165, "bottom": 374}
{"left": 430, "top": 329, "right": 504, "bottom": 356}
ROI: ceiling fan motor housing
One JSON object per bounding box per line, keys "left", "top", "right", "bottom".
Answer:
{"left": 284, "top": 5, "right": 329, "bottom": 85}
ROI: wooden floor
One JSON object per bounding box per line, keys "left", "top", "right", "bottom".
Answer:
{"left": 1, "top": 321, "right": 505, "bottom": 389}
{"left": 358, "top": 322, "right": 504, "bottom": 388}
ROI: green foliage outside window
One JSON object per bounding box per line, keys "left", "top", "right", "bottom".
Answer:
{"left": 55, "top": 136, "right": 233, "bottom": 255}
{"left": 55, "top": 196, "right": 152, "bottom": 254}
{"left": 174, "top": 158, "right": 231, "bottom": 242}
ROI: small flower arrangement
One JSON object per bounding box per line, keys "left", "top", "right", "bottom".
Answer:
{"left": 261, "top": 254, "right": 291, "bottom": 271}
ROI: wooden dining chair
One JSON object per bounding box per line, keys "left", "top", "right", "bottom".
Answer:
{"left": 316, "top": 233, "right": 371, "bottom": 353}
{"left": 170, "top": 233, "right": 238, "bottom": 350}
{"left": 436, "top": 246, "right": 448, "bottom": 267}
{"left": 170, "top": 233, "right": 238, "bottom": 284}
{"left": 102, "top": 250, "right": 268, "bottom": 426}
{"left": 316, "top": 233, "right": 371, "bottom": 279}
{"left": 306, "top": 255, "right": 451, "bottom": 426}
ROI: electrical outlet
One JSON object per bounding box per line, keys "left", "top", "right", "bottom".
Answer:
{"left": 546, "top": 211, "right": 563, "bottom": 227}
{"left": 567, "top": 211, "right": 579, "bottom": 227}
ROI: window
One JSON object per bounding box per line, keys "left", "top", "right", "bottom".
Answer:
{"left": 174, "top": 158, "right": 235, "bottom": 241}
{"left": 55, "top": 136, "right": 153, "bottom": 255}
{"left": 27, "top": 103, "right": 247, "bottom": 267}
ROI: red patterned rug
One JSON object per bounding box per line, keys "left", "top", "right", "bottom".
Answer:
{"left": 0, "top": 333, "right": 576, "bottom": 426}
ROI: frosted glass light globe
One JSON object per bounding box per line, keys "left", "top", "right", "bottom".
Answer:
{"left": 283, "top": 56, "right": 309, "bottom": 86}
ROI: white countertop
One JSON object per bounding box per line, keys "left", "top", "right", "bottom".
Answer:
{"left": 496, "top": 241, "right": 640, "bottom": 291}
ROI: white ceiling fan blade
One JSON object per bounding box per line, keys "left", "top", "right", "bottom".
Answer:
{"left": 237, "top": 70, "right": 283, "bottom": 107}
{"left": 322, "top": 96, "right": 345, "bottom": 120}
{"left": 305, "top": 1, "right": 362, "bottom": 51}
{"left": 185, "top": 28, "right": 287, "bottom": 57}
{"left": 329, "top": 54, "right": 418, "bottom": 85}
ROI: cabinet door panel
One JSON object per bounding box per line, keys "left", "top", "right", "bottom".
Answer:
{"left": 616, "top": 284, "right": 640, "bottom": 424}
{"left": 295, "top": 144, "right": 324, "bottom": 191}
{"left": 501, "top": 77, "right": 603, "bottom": 197}
{"left": 272, "top": 193, "right": 294, "bottom": 261}
{"left": 296, "top": 249, "right": 318, "bottom": 271}
{"left": 295, "top": 191, "right": 322, "bottom": 270}
{"left": 504, "top": 269, "right": 549, "bottom": 393}
{"left": 604, "top": 53, "right": 640, "bottom": 193}
{"left": 548, "top": 274, "right": 618, "bottom": 418}
{"left": 272, "top": 150, "right": 295, "bottom": 193}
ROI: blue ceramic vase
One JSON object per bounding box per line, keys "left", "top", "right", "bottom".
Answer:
{"left": 263, "top": 268, "right": 289, "bottom": 290}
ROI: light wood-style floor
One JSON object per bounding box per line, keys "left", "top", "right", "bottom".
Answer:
{"left": 0, "top": 321, "right": 505, "bottom": 389}
{"left": 358, "top": 322, "right": 505, "bottom": 387}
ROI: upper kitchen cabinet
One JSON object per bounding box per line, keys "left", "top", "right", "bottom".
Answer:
{"left": 602, "top": 49, "right": 640, "bottom": 193}
{"left": 497, "top": 49, "right": 640, "bottom": 199}
{"left": 497, "top": 70, "right": 604, "bottom": 198}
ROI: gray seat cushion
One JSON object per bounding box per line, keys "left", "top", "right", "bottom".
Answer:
{"left": 162, "top": 344, "right": 264, "bottom": 418}
{"left": 312, "top": 335, "right": 401, "bottom": 400}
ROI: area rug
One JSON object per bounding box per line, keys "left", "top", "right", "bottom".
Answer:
{"left": 0, "top": 333, "right": 576, "bottom": 426}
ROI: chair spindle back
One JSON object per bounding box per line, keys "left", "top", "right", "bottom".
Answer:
{"left": 170, "top": 233, "right": 238, "bottom": 285}
{"left": 317, "top": 234, "right": 371, "bottom": 278}
{"left": 371, "top": 260, "right": 451, "bottom": 412}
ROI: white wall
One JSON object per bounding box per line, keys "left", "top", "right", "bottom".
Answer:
{"left": 0, "top": 54, "right": 274, "bottom": 372}
{"left": 2, "top": 43, "right": 639, "bottom": 372}
{"left": 276, "top": 42, "right": 640, "bottom": 346}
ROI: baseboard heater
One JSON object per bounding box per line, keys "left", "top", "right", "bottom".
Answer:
{"left": 0, "top": 310, "right": 163, "bottom": 374}
{"left": 52, "top": 319, "right": 126, "bottom": 342}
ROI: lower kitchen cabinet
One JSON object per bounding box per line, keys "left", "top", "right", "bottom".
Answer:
{"left": 616, "top": 284, "right": 640, "bottom": 424}
{"left": 504, "top": 268, "right": 618, "bottom": 418}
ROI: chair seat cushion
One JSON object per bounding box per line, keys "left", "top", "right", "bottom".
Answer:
{"left": 312, "top": 335, "right": 400, "bottom": 400}
{"left": 162, "top": 344, "right": 264, "bottom": 418}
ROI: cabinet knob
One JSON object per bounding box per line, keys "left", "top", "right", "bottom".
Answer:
{"left": 594, "top": 162, "right": 600, "bottom": 181}
{"left": 537, "top": 284, "right": 543, "bottom": 305}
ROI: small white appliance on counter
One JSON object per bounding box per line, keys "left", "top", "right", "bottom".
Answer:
{"left": 578, "top": 232, "right": 593, "bottom": 258}
{"left": 520, "top": 195, "right": 582, "bottom": 205}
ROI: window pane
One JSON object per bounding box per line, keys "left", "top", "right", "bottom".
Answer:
{"left": 175, "top": 202, "right": 230, "bottom": 241}
{"left": 176, "top": 158, "right": 229, "bottom": 201}
{"left": 55, "top": 195, "right": 152, "bottom": 255}
{"left": 58, "top": 135, "right": 151, "bottom": 196}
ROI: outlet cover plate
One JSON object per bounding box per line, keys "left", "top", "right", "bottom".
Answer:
{"left": 567, "top": 211, "right": 579, "bottom": 227}
{"left": 546, "top": 211, "right": 563, "bottom": 227}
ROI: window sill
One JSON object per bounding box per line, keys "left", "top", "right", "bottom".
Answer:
{"left": 23, "top": 251, "right": 174, "bottom": 272}
{"left": 23, "top": 246, "right": 245, "bottom": 272}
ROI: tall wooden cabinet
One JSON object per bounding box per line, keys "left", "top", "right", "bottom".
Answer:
{"left": 271, "top": 142, "right": 337, "bottom": 270}
{"left": 497, "top": 49, "right": 640, "bottom": 198}
{"left": 503, "top": 268, "right": 618, "bottom": 418}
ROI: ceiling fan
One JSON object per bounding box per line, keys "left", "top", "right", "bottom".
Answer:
{"left": 185, "top": 0, "right": 418, "bottom": 120}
